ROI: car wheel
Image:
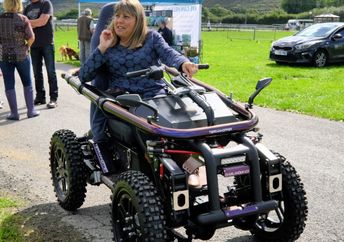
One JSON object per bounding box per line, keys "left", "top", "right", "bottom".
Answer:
{"left": 313, "top": 50, "right": 328, "bottom": 67}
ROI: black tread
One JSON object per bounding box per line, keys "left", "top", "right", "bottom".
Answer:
{"left": 112, "top": 170, "right": 166, "bottom": 242}
{"left": 251, "top": 158, "right": 308, "bottom": 242}
{"left": 50, "top": 129, "right": 87, "bottom": 211}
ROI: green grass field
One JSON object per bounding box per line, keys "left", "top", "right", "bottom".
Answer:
{"left": 54, "top": 27, "right": 79, "bottom": 66}
{"left": 0, "top": 197, "right": 23, "bottom": 242}
{"left": 54, "top": 28, "right": 344, "bottom": 121}
{"left": 198, "top": 31, "right": 344, "bottom": 121}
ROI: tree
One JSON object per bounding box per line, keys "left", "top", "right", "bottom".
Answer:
{"left": 209, "top": 4, "right": 233, "bottom": 18}
{"left": 281, "top": 0, "right": 317, "bottom": 14}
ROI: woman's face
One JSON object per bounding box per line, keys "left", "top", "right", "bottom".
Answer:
{"left": 113, "top": 11, "right": 136, "bottom": 42}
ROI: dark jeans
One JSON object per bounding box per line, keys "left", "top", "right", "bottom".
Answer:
{"left": 0, "top": 56, "right": 32, "bottom": 91}
{"left": 30, "top": 44, "right": 58, "bottom": 101}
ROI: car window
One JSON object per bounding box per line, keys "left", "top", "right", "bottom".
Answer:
{"left": 296, "top": 24, "right": 342, "bottom": 38}
{"left": 334, "top": 28, "right": 344, "bottom": 37}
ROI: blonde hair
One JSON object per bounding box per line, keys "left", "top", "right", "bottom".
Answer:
{"left": 107, "top": 0, "right": 147, "bottom": 49}
{"left": 3, "top": 0, "right": 23, "bottom": 13}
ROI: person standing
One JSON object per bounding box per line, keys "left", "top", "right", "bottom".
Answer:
{"left": 77, "top": 8, "right": 95, "bottom": 65}
{"left": 0, "top": 0, "right": 40, "bottom": 120}
{"left": 157, "top": 19, "right": 173, "bottom": 46}
{"left": 24, "top": 0, "right": 58, "bottom": 108}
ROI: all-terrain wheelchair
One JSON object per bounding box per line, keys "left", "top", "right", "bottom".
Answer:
{"left": 50, "top": 64, "right": 308, "bottom": 241}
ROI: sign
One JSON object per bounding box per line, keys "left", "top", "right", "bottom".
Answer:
{"left": 154, "top": 4, "right": 201, "bottom": 63}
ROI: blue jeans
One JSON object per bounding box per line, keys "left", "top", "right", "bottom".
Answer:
{"left": 0, "top": 56, "right": 33, "bottom": 91}
{"left": 30, "top": 44, "right": 58, "bottom": 101}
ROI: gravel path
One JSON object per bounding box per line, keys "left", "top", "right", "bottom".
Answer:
{"left": 0, "top": 63, "right": 343, "bottom": 241}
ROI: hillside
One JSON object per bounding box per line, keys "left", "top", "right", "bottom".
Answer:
{"left": 50, "top": 0, "right": 104, "bottom": 15}
{"left": 203, "top": 0, "right": 282, "bottom": 12}
{"left": 50, "top": 0, "right": 282, "bottom": 14}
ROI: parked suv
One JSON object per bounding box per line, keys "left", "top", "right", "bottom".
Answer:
{"left": 270, "top": 22, "right": 344, "bottom": 67}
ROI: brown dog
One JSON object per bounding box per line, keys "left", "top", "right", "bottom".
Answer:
{"left": 59, "top": 45, "right": 79, "bottom": 61}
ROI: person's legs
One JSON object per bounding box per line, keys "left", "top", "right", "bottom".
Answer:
{"left": 30, "top": 47, "right": 46, "bottom": 104}
{"left": 42, "top": 44, "right": 58, "bottom": 108}
{"left": 90, "top": 103, "right": 116, "bottom": 175}
{"left": 16, "top": 57, "right": 39, "bottom": 118}
{"left": 84, "top": 41, "right": 91, "bottom": 63}
{"left": 79, "top": 40, "right": 86, "bottom": 65}
{"left": 0, "top": 62, "right": 19, "bottom": 120}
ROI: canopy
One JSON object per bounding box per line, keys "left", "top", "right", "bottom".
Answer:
{"left": 79, "top": 0, "right": 202, "bottom": 3}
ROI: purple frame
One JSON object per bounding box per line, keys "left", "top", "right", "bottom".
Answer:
{"left": 67, "top": 75, "right": 259, "bottom": 139}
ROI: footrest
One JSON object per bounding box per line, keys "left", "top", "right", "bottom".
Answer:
{"left": 223, "top": 200, "right": 278, "bottom": 219}
{"left": 196, "top": 200, "right": 277, "bottom": 225}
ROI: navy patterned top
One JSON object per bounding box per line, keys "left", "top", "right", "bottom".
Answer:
{"left": 79, "top": 30, "right": 189, "bottom": 98}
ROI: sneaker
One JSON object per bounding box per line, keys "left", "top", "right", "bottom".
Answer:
{"left": 47, "top": 100, "right": 57, "bottom": 109}
{"left": 34, "top": 98, "right": 46, "bottom": 105}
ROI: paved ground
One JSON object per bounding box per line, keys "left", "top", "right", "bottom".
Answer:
{"left": 0, "top": 63, "right": 343, "bottom": 241}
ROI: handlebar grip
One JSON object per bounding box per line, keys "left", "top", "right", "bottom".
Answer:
{"left": 126, "top": 68, "right": 149, "bottom": 78}
{"left": 197, "top": 64, "right": 209, "bottom": 69}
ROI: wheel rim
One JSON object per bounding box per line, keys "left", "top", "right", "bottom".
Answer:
{"left": 255, "top": 201, "right": 285, "bottom": 232}
{"left": 315, "top": 52, "right": 326, "bottom": 67}
{"left": 114, "top": 191, "right": 142, "bottom": 242}
{"left": 53, "top": 146, "right": 69, "bottom": 200}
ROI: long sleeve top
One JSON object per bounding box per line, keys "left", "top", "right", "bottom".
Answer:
{"left": 0, "top": 12, "right": 34, "bottom": 62}
{"left": 79, "top": 30, "right": 188, "bottom": 98}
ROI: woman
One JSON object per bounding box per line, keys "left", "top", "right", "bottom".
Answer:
{"left": 0, "top": 0, "right": 39, "bottom": 120}
{"left": 79, "top": 0, "right": 197, "bottom": 174}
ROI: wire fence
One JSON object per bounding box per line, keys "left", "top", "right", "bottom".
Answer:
{"left": 201, "top": 23, "right": 292, "bottom": 41}
{"left": 54, "top": 21, "right": 292, "bottom": 41}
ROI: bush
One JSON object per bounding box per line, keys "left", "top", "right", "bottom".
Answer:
{"left": 55, "top": 9, "right": 78, "bottom": 20}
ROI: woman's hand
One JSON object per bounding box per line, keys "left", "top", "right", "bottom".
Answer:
{"left": 98, "top": 30, "right": 115, "bottom": 54}
{"left": 181, "top": 61, "right": 198, "bottom": 78}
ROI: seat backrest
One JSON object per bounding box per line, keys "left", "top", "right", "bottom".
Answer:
{"left": 90, "top": 3, "right": 115, "bottom": 91}
{"left": 91, "top": 3, "right": 116, "bottom": 51}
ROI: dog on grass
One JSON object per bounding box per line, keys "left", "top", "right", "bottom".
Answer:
{"left": 59, "top": 45, "right": 79, "bottom": 61}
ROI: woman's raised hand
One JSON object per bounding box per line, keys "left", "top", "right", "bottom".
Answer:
{"left": 98, "top": 30, "right": 115, "bottom": 54}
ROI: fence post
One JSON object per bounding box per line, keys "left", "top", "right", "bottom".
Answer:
{"left": 253, "top": 28, "right": 256, "bottom": 40}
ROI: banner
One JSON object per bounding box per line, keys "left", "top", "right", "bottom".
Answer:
{"left": 154, "top": 4, "right": 201, "bottom": 63}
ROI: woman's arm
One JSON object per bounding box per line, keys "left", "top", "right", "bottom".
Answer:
{"left": 27, "top": 35, "right": 35, "bottom": 48}
{"left": 152, "top": 31, "right": 197, "bottom": 77}
{"left": 79, "top": 29, "right": 114, "bottom": 83}
{"left": 23, "top": 15, "right": 35, "bottom": 48}
{"left": 78, "top": 48, "right": 107, "bottom": 83}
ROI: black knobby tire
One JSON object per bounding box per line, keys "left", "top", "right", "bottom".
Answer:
{"left": 251, "top": 160, "right": 308, "bottom": 242}
{"left": 313, "top": 49, "right": 328, "bottom": 67}
{"left": 111, "top": 170, "right": 167, "bottom": 242}
{"left": 50, "top": 129, "right": 87, "bottom": 211}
